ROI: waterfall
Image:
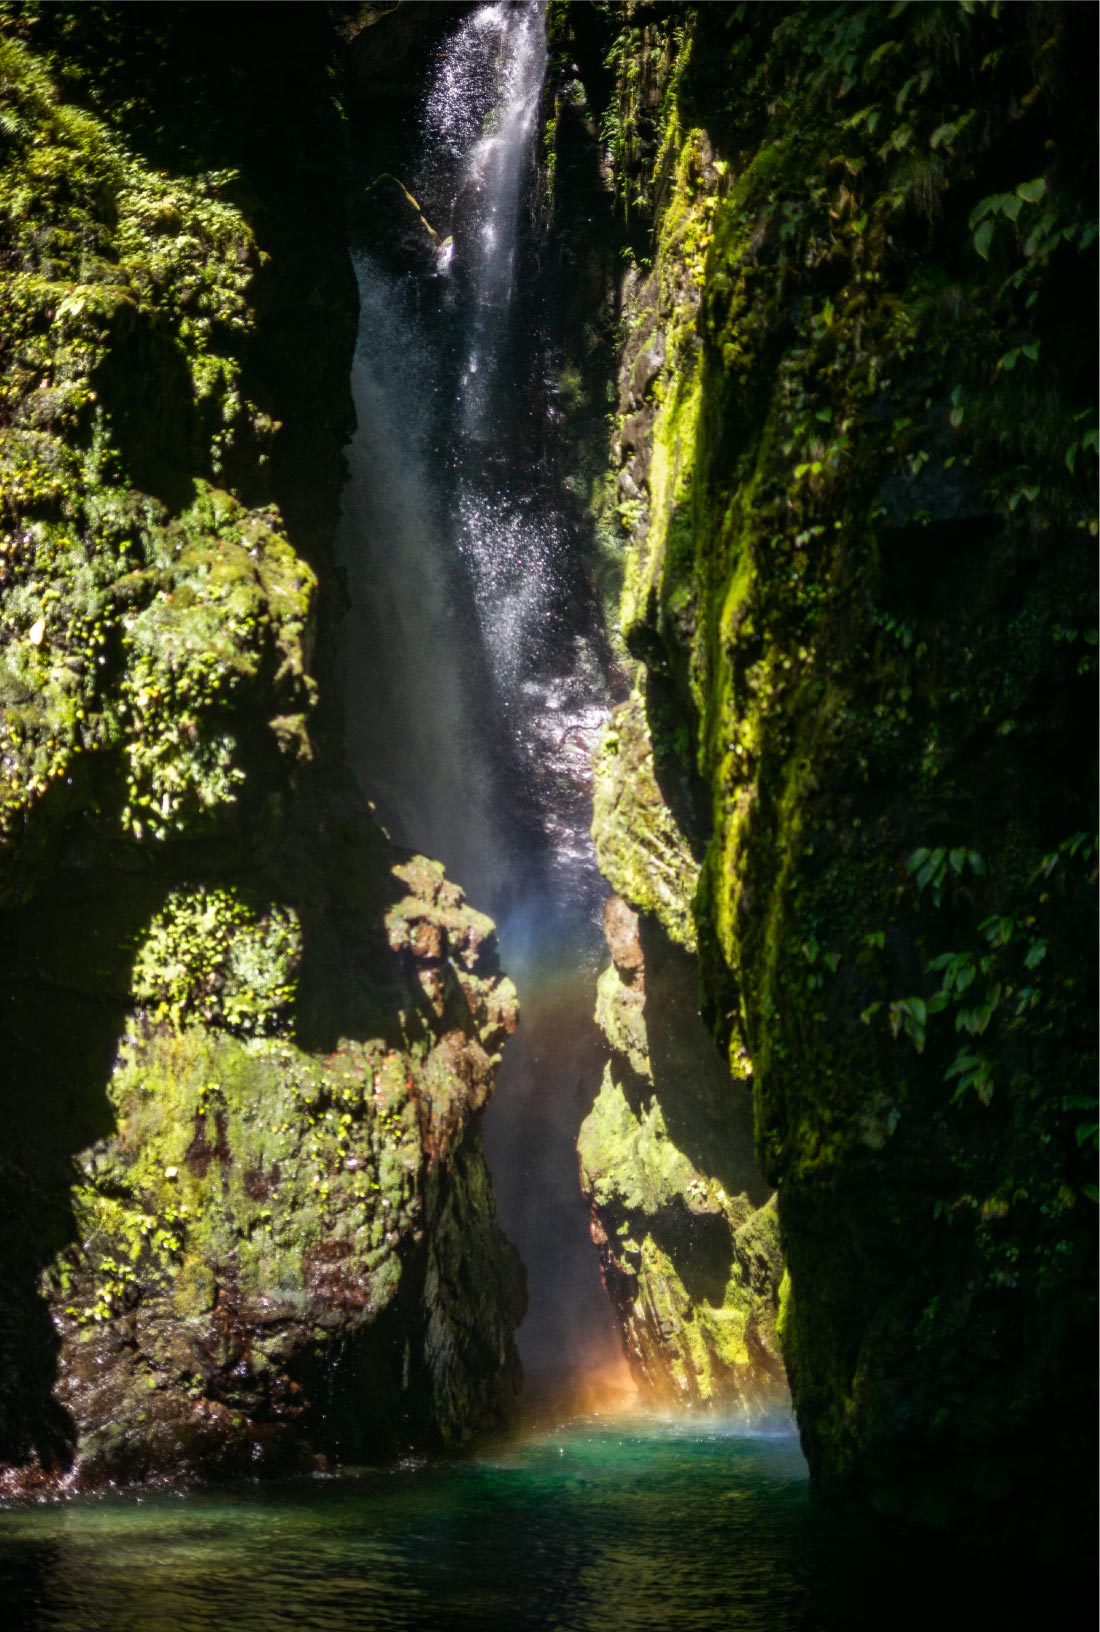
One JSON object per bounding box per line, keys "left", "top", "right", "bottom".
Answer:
{"left": 337, "top": 1, "right": 628, "bottom": 1390}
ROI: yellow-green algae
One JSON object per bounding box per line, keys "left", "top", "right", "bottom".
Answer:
{"left": 578, "top": 897, "right": 784, "bottom": 1412}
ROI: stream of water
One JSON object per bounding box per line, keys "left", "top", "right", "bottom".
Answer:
{"left": 337, "top": 0, "right": 625, "bottom": 1386}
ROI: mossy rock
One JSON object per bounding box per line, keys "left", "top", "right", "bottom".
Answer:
{"left": 585, "top": 0, "right": 1097, "bottom": 1558}
{"left": 592, "top": 684, "right": 700, "bottom": 951}
{"left": 580, "top": 897, "right": 783, "bottom": 1413}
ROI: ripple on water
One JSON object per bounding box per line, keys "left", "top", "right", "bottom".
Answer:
{"left": 0, "top": 1417, "right": 815, "bottom": 1632}
{"left": 0, "top": 1411, "right": 1060, "bottom": 1632}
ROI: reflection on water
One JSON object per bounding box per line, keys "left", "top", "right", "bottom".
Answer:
{"left": 0, "top": 1417, "right": 807, "bottom": 1632}
{"left": 0, "top": 1412, "right": 1049, "bottom": 1632}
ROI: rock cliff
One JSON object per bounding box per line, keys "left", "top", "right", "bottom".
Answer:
{"left": 0, "top": 4, "right": 523, "bottom": 1490}
{"left": 549, "top": 0, "right": 1097, "bottom": 1557}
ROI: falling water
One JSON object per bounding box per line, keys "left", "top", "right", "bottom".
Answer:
{"left": 336, "top": 0, "right": 628, "bottom": 1392}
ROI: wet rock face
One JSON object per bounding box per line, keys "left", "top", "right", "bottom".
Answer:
{"left": 591, "top": 687, "right": 702, "bottom": 953}
{"left": 579, "top": 896, "right": 785, "bottom": 1414}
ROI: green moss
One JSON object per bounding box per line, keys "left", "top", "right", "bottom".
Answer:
{"left": 30, "top": 848, "right": 523, "bottom": 1482}
{"left": 591, "top": 685, "right": 700, "bottom": 950}
{"left": 579, "top": 1062, "right": 785, "bottom": 1410}
{"left": 580, "top": 902, "right": 783, "bottom": 1412}
{"left": 56, "top": 1020, "right": 422, "bottom": 1330}
{"left": 132, "top": 887, "right": 301, "bottom": 1034}
{"left": 594, "top": 960, "right": 650, "bottom": 1081}
{"left": 0, "top": 38, "right": 318, "bottom": 887}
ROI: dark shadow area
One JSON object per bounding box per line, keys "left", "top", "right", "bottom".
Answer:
{"left": 643, "top": 664, "right": 711, "bottom": 862}
{"left": 0, "top": 812, "right": 160, "bottom": 1474}
{"left": 646, "top": 1204, "right": 734, "bottom": 1309}
{"left": 18, "top": 2, "right": 357, "bottom": 574}
{"left": 91, "top": 310, "right": 199, "bottom": 514}
{"left": 638, "top": 916, "right": 766, "bottom": 1210}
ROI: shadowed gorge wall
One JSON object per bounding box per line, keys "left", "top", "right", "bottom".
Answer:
{"left": 0, "top": 0, "right": 1094, "bottom": 1570}
{"left": 546, "top": 0, "right": 1097, "bottom": 1559}
{"left": 0, "top": 2, "right": 524, "bottom": 1489}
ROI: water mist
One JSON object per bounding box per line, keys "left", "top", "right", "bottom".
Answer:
{"left": 336, "top": 0, "right": 628, "bottom": 1393}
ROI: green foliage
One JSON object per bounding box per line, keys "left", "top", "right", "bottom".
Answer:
{"left": 883, "top": 834, "right": 1099, "bottom": 1171}
{"left": 0, "top": 34, "right": 314, "bottom": 886}
{"left": 132, "top": 887, "right": 301, "bottom": 1036}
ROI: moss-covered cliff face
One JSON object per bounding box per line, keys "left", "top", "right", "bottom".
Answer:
{"left": 540, "top": 4, "right": 788, "bottom": 1418}
{"left": 0, "top": 5, "right": 524, "bottom": 1490}
{"left": 578, "top": 891, "right": 785, "bottom": 1410}
{"left": 553, "top": 0, "right": 1097, "bottom": 1556}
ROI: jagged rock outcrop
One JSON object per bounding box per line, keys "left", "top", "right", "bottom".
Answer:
{"left": 0, "top": 7, "right": 524, "bottom": 1490}
{"left": 551, "top": 0, "right": 1097, "bottom": 1559}
{"left": 6, "top": 854, "right": 521, "bottom": 1493}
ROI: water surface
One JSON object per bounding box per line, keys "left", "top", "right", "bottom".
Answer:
{"left": 1, "top": 1410, "right": 1046, "bottom": 1632}
{"left": 0, "top": 1415, "right": 809, "bottom": 1631}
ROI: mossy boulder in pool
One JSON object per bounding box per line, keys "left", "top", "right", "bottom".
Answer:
{"left": 5, "top": 856, "right": 523, "bottom": 1492}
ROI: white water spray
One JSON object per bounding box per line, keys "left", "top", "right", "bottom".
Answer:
{"left": 337, "top": 0, "right": 629, "bottom": 1388}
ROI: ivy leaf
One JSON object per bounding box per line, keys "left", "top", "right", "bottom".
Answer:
{"left": 973, "top": 218, "right": 994, "bottom": 260}
{"left": 1015, "top": 177, "right": 1047, "bottom": 204}
{"left": 945, "top": 1050, "right": 978, "bottom": 1081}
